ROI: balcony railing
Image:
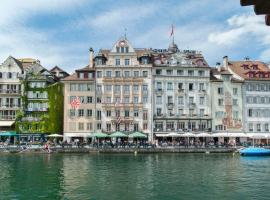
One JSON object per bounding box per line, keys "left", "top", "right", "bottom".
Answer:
{"left": 0, "top": 89, "right": 21, "bottom": 94}
{"left": 0, "top": 104, "right": 21, "bottom": 108}
{"left": 0, "top": 115, "right": 16, "bottom": 120}
{"left": 26, "top": 108, "right": 48, "bottom": 112}
{"left": 155, "top": 89, "right": 163, "bottom": 94}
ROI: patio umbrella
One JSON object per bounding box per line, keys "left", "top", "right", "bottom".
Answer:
{"left": 129, "top": 132, "right": 147, "bottom": 138}
{"left": 109, "top": 131, "right": 128, "bottom": 138}
{"left": 89, "top": 132, "right": 108, "bottom": 148}
{"left": 195, "top": 132, "right": 212, "bottom": 137}
{"left": 47, "top": 134, "right": 63, "bottom": 137}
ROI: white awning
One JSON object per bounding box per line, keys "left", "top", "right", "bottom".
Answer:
{"left": 195, "top": 132, "right": 212, "bottom": 137}
{"left": 0, "top": 121, "right": 15, "bottom": 127}
{"left": 212, "top": 132, "right": 248, "bottom": 137}
{"left": 247, "top": 133, "right": 270, "bottom": 139}
{"left": 64, "top": 132, "right": 90, "bottom": 138}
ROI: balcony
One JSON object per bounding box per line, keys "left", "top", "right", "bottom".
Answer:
{"left": 188, "top": 103, "right": 196, "bottom": 107}
{"left": 26, "top": 108, "right": 48, "bottom": 112}
{"left": 142, "top": 90, "right": 148, "bottom": 95}
{"left": 198, "top": 90, "right": 206, "bottom": 95}
{"left": 155, "top": 89, "right": 163, "bottom": 94}
{"left": 102, "top": 103, "right": 143, "bottom": 108}
{"left": 167, "top": 103, "right": 174, "bottom": 108}
{"left": 0, "top": 104, "right": 21, "bottom": 109}
{"left": 0, "top": 89, "right": 21, "bottom": 95}
{"left": 0, "top": 115, "right": 16, "bottom": 120}
{"left": 103, "top": 76, "right": 144, "bottom": 82}
{"left": 178, "top": 89, "right": 184, "bottom": 93}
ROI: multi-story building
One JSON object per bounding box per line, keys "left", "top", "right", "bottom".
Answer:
{"left": 16, "top": 62, "right": 63, "bottom": 135}
{"left": 0, "top": 56, "right": 23, "bottom": 131}
{"left": 95, "top": 38, "right": 153, "bottom": 140}
{"left": 152, "top": 43, "right": 212, "bottom": 138}
{"left": 227, "top": 57, "right": 270, "bottom": 139}
{"left": 210, "top": 58, "right": 244, "bottom": 143}
{"left": 62, "top": 49, "right": 96, "bottom": 140}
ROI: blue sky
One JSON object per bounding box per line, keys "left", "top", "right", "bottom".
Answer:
{"left": 0, "top": 0, "right": 269, "bottom": 73}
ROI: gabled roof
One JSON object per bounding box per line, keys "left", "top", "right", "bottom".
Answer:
{"left": 50, "top": 66, "right": 69, "bottom": 74}
{"left": 228, "top": 60, "right": 270, "bottom": 80}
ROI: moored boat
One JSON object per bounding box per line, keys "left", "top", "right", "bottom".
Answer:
{"left": 239, "top": 147, "right": 270, "bottom": 156}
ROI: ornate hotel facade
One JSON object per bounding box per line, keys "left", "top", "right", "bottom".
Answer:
{"left": 152, "top": 43, "right": 212, "bottom": 137}
{"left": 95, "top": 38, "right": 153, "bottom": 140}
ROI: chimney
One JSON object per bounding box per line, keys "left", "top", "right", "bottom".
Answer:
{"left": 223, "top": 56, "right": 228, "bottom": 70}
{"left": 89, "top": 47, "right": 94, "bottom": 68}
{"left": 216, "top": 62, "right": 221, "bottom": 72}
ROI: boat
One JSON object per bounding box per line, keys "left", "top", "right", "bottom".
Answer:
{"left": 239, "top": 147, "right": 270, "bottom": 156}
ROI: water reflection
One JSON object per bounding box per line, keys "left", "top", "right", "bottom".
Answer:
{"left": 0, "top": 153, "right": 270, "bottom": 200}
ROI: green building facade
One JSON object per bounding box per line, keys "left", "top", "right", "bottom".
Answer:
{"left": 16, "top": 63, "right": 63, "bottom": 135}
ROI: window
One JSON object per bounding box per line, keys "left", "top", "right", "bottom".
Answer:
{"left": 121, "top": 47, "right": 124, "bottom": 53}
{"left": 124, "top": 85, "right": 130, "bottom": 93}
{"left": 8, "top": 72, "right": 12, "bottom": 79}
{"left": 189, "top": 97, "right": 194, "bottom": 104}
{"left": 188, "top": 70, "right": 194, "bottom": 76}
{"left": 97, "top": 110, "right": 101, "bottom": 120}
{"left": 248, "top": 109, "right": 253, "bottom": 117}
{"left": 78, "top": 123, "right": 84, "bottom": 130}
{"left": 87, "top": 123, "right": 92, "bottom": 130}
{"left": 115, "top": 71, "right": 121, "bottom": 77}
{"left": 97, "top": 71, "right": 102, "bottom": 78}
{"left": 177, "top": 70, "right": 183, "bottom": 76}
{"left": 106, "top": 71, "right": 112, "bottom": 77}
{"left": 134, "top": 71, "right": 139, "bottom": 77}
{"left": 78, "top": 109, "right": 84, "bottom": 117}
{"left": 125, "top": 59, "right": 130, "bottom": 66}
{"left": 106, "top": 110, "right": 111, "bottom": 117}
{"left": 134, "top": 109, "right": 139, "bottom": 117}
{"left": 116, "top": 47, "right": 120, "bottom": 53}
{"left": 142, "top": 85, "right": 148, "bottom": 91}
{"left": 106, "top": 123, "right": 111, "bottom": 132}
{"left": 133, "top": 85, "right": 139, "bottom": 93}
{"left": 157, "top": 96, "right": 162, "bottom": 104}
{"left": 125, "top": 47, "right": 129, "bottom": 53}
{"left": 124, "top": 97, "right": 129, "bottom": 103}
{"left": 124, "top": 71, "right": 130, "bottom": 77}
{"left": 143, "top": 123, "right": 148, "bottom": 130}
{"left": 178, "top": 83, "right": 183, "bottom": 90}
{"left": 157, "top": 108, "right": 162, "bottom": 116}
{"left": 157, "top": 82, "right": 162, "bottom": 90}
{"left": 167, "top": 70, "right": 173, "bottom": 75}
{"left": 167, "top": 96, "right": 173, "bottom": 104}
{"left": 199, "top": 83, "right": 204, "bottom": 91}
{"left": 198, "top": 70, "right": 205, "bottom": 77}
{"left": 114, "top": 85, "right": 121, "bottom": 93}
{"left": 178, "top": 96, "right": 183, "bottom": 105}
{"left": 189, "top": 83, "right": 193, "bottom": 91}
{"left": 124, "top": 123, "right": 129, "bottom": 131}
{"left": 105, "top": 85, "right": 112, "bottom": 91}
{"left": 167, "top": 82, "right": 173, "bottom": 90}
{"left": 265, "top": 124, "right": 269, "bottom": 132}
{"left": 115, "top": 59, "right": 120, "bottom": 66}
{"left": 233, "top": 88, "right": 238, "bottom": 95}
{"left": 125, "top": 110, "right": 129, "bottom": 117}
{"left": 0, "top": 72, "right": 2, "bottom": 79}
{"left": 178, "top": 109, "right": 183, "bottom": 116}
{"left": 79, "top": 73, "right": 84, "bottom": 79}
{"left": 156, "top": 69, "right": 162, "bottom": 75}
{"left": 87, "top": 109, "right": 92, "bottom": 117}
{"left": 200, "top": 97, "right": 204, "bottom": 105}
{"left": 134, "top": 123, "right": 139, "bottom": 131}
{"left": 218, "top": 99, "right": 224, "bottom": 106}
{"left": 257, "top": 124, "right": 261, "bottom": 132}
{"left": 142, "top": 97, "right": 148, "bottom": 103}
{"left": 97, "top": 123, "right": 101, "bottom": 130}
{"left": 69, "top": 109, "right": 75, "bottom": 117}
{"left": 134, "top": 96, "right": 139, "bottom": 103}
{"left": 233, "top": 99, "right": 238, "bottom": 106}
{"left": 218, "top": 87, "right": 223, "bottom": 95}
{"left": 143, "top": 71, "right": 148, "bottom": 77}
{"left": 143, "top": 111, "right": 148, "bottom": 120}
{"left": 97, "top": 97, "right": 102, "bottom": 103}
{"left": 249, "top": 123, "right": 253, "bottom": 131}
{"left": 199, "top": 109, "right": 204, "bottom": 117}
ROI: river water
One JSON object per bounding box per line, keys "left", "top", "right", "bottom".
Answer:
{"left": 0, "top": 153, "right": 270, "bottom": 200}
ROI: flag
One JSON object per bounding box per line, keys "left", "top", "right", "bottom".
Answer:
{"left": 71, "top": 96, "right": 81, "bottom": 109}
{"left": 170, "top": 24, "right": 174, "bottom": 37}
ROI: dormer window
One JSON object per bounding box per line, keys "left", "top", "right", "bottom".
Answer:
{"left": 121, "top": 47, "right": 125, "bottom": 53}
{"left": 252, "top": 64, "right": 258, "bottom": 70}
{"left": 116, "top": 47, "right": 120, "bottom": 53}
{"left": 142, "top": 57, "right": 148, "bottom": 64}
{"left": 79, "top": 73, "right": 84, "bottom": 79}
{"left": 125, "top": 47, "right": 129, "bottom": 53}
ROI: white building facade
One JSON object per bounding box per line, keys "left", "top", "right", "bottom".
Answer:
{"left": 152, "top": 44, "right": 212, "bottom": 138}
{"left": 0, "top": 56, "right": 23, "bottom": 131}
{"left": 95, "top": 38, "right": 153, "bottom": 140}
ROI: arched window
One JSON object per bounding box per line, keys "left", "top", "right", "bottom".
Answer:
{"left": 8, "top": 72, "right": 12, "bottom": 79}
